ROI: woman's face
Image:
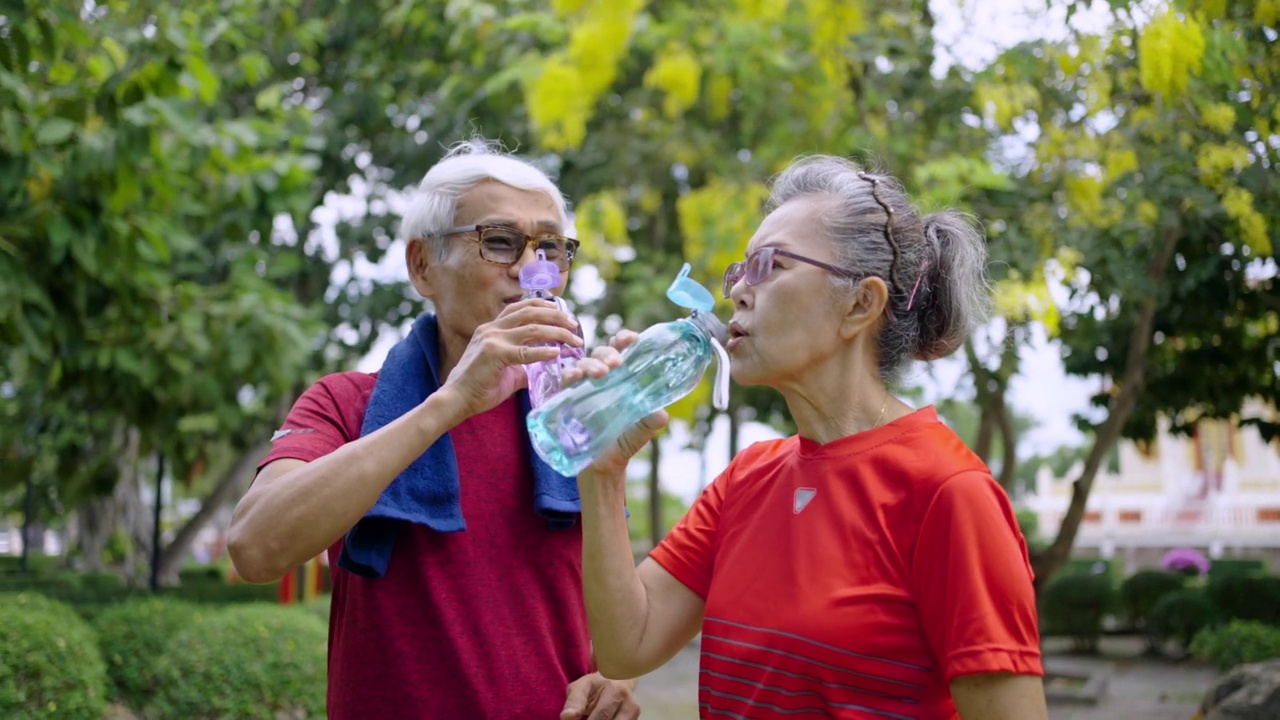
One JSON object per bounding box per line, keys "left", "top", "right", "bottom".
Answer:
{"left": 724, "top": 195, "right": 858, "bottom": 388}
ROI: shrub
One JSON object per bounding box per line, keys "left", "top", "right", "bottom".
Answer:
{"left": 1190, "top": 620, "right": 1280, "bottom": 671}
{"left": 300, "top": 594, "right": 332, "bottom": 626}
{"left": 1149, "top": 588, "right": 1217, "bottom": 650}
{"left": 1040, "top": 573, "right": 1115, "bottom": 653}
{"left": 149, "top": 603, "right": 328, "bottom": 719}
{"left": 0, "top": 592, "right": 108, "bottom": 719}
{"left": 1207, "top": 573, "right": 1280, "bottom": 626}
{"left": 1207, "top": 559, "right": 1267, "bottom": 583}
{"left": 92, "top": 597, "right": 202, "bottom": 709}
{"left": 1120, "top": 570, "right": 1186, "bottom": 627}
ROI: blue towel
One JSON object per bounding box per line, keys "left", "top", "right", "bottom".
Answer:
{"left": 337, "top": 312, "right": 581, "bottom": 579}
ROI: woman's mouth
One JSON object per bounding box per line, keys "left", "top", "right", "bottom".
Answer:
{"left": 726, "top": 322, "right": 749, "bottom": 352}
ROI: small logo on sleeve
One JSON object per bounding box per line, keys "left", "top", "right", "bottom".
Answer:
{"left": 270, "top": 428, "right": 314, "bottom": 442}
{"left": 793, "top": 487, "right": 818, "bottom": 514}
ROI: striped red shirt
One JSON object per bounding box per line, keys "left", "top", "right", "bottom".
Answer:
{"left": 650, "top": 407, "right": 1043, "bottom": 719}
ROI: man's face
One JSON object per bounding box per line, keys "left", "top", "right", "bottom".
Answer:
{"left": 411, "top": 180, "right": 568, "bottom": 346}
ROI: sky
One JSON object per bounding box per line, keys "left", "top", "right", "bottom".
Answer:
{"left": 334, "top": 0, "right": 1132, "bottom": 505}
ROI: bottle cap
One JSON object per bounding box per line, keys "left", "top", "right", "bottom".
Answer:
{"left": 665, "top": 263, "right": 715, "bottom": 313}
{"left": 519, "top": 250, "right": 561, "bottom": 290}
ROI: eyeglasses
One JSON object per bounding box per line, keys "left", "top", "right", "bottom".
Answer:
{"left": 443, "top": 224, "right": 580, "bottom": 271}
{"left": 721, "top": 247, "right": 874, "bottom": 298}
{"left": 721, "top": 173, "right": 914, "bottom": 320}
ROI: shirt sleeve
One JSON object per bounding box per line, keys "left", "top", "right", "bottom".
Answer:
{"left": 257, "top": 378, "right": 353, "bottom": 472}
{"left": 647, "top": 470, "right": 729, "bottom": 600}
{"left": 912, "top": 470, "right": 1044, "bottom": 683}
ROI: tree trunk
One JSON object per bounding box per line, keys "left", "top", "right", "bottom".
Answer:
{"left": 996, "top": 396, "right": 1019, "bottom": 494}
{"left": 728, "top": 399, "right": 741, "bottom": 460}
{"left": 648, "top": 437, "right": 662, "bottom": 550}
{"left": 156, "top": 441, "right": 271, "bottom": 585}
{"left": 72, "top": 495, "right": 119, "bottom": 572}
{"left": 1032, "top": 226, "right": 1180, "bottom": 590}
{"left": 964, "top": 340, "right": 997, "bottom": 463}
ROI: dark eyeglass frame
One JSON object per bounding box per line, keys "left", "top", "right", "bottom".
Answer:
{"left": 442, "top": 224, "right": 580, "bottom": 271}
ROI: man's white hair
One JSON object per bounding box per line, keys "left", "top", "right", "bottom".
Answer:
{"left": 399, "top": 137, "right": 570, "bottom": 258}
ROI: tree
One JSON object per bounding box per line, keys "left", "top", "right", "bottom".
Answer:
{"left": 1, "top": 1, "right": 323, "bottom": 578}
{"left": 982, "top": 0, "right": 1278, "bottom": 587}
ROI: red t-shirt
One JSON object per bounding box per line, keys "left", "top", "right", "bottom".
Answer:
{"left": 649, "top": 407, "right": 1043, "bottom": 719}
{"left": 258, "top": 371, "right": 591, "bottom": 719}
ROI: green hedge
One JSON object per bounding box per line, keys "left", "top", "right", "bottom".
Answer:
{"left": 1190, "top": 620, "right": 1280, "bottom": 671}
{"left": 0, "top": 592, "right": 108, "bottom": 720}
{"left": 1148, "top": 588, "right": 1217, "bottom": 650}
{"left": 1119, "top": 570, "right": 1186, "bottom": 627}
{"left": 148, "top": 603, "right": 328, "bottom": 719}
{"left": 1040, "top": 573, "right": 1115, "bottom": 652}
{"left": 1207, "top": 573, "right": 1280, "bottom": 626}
{"left": 92, "top": 597, "right": 203, "bottom": 709}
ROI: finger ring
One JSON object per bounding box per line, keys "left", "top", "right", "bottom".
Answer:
{"left": 517, "top": 346, "right": 527, "bottom": 363}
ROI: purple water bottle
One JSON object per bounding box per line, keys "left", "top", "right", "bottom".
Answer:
{"left": 519, "top": 250, "right": 585, "bottom": 408}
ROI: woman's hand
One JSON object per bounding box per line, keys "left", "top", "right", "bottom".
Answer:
{"left": 565, "top": 330, "right": 669, "bottom": 482}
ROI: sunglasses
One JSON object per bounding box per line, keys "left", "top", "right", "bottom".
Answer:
{"left": 443, "top": 224, "right": 580, "bottom": 271}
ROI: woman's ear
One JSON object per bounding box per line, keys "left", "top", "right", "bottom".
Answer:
{"left": 406, "top": 238, "right": 434, "bottom": 299}
{"left": 839, "top": 276, "right": 889, "bottom": 340}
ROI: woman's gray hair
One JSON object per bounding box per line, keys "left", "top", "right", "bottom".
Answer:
{"left": 766, "top": 155, "right": 992, "bottom": 379}
{"left": 399, "top": 137, "right": 570, "bottom": 259}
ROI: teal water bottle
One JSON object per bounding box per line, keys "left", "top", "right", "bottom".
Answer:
{"left": 526, "top": 264, "right": 730, "bottom": 477}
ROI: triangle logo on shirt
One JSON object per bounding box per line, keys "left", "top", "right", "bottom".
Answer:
{"left": 793, "top": 487, "right": 818, "bottom": 514}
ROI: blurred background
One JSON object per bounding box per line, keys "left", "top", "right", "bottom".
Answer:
{"left": 1, "top": 0, "right": 1277, "bottom": 718}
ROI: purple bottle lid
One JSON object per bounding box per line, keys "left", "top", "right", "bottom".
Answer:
{"left": 519, "top": 250, "right": 560, "bottom": 290}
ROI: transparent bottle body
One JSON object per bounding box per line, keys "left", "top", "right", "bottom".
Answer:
{"left": 526, "top": 318, "right": 713, "bottom": 476}
{"left": 522, "top": 291, "right": 584, "bottom": 407}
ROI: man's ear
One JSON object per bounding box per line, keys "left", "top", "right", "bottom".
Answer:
{"left": 838, "top": 276, "right": 889, "bottom": 340}
{"left": 406, "top": 238, "right": 434, "bottom": 299}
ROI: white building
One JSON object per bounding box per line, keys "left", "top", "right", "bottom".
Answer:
{"left": 1023, "top": 400, "right": 1280, "bottom": 574}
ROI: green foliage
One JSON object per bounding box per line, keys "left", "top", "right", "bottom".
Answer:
{"left": 92, "top": 597, "right": 202, "bottom": 708}
{"left": 1207, "top": 573, "right": 1280, "bottom": 626}
{"left": 1, "top": 0, "right": 324, "bottom": 519}
{"left": 0, "top": 593, "right": 108, "bottom": 719}
{"left": 1149, "top": 589, "right": 1217, "bottom": 650}
{"left": 1190, "top": 620, "right": 1280, "bottom": 671}
{"left": 148, "top": 603, "right": 328, "bottom": 720}
{"left": 1208, "top": 559, "right": 1268, "bottom": 582}
{"left": 1040, "top": 573, "right": 1115, "bottom": 653}
{"left": 1120, "top": 570, "right": 1187, "bottom": 625}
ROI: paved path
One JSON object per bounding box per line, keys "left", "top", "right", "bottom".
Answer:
{"left": 634, "top": 635, "right": 1219, "bottom": 719}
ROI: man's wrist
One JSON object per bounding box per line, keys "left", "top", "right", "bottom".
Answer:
{"left": 419, "top": 386, "right": 468, "bottom": 432}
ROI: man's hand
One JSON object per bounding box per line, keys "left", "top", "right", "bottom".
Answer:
{"left": 440, "top": 298, "right": 582, "bottom": 418}
{"left": 561, "top": 673, "right": 640, "bottom": 720}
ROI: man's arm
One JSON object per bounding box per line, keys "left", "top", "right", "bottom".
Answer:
{"left": 228, "top": 299, "right": 581, "bottom": 583}
{"left": 228, "top": 388, "right": 467, "bottom": 582}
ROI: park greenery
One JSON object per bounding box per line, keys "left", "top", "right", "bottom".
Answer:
{"left": 2, "top": 0, "right": 1277, "bottom": 595}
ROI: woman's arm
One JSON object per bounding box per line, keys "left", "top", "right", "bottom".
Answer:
{"left": 951, "top": 673, "right": 1047, "bottom": 720}
{"left": 578, "top": 467, "right": 705, "bottom": 678}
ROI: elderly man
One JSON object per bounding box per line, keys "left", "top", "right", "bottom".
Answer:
{"left": 228, "top": 139, "right": 641, "bottom": 720}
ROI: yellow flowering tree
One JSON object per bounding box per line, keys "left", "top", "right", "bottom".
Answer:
{"left": 977, "top": 0, "right": 1279, "bottom": 587}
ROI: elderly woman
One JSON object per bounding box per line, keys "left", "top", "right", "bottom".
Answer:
{"left": 570, "top": 155, "right": 1047, "bottom": 719}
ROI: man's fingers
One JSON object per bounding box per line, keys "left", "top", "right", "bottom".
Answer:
{"left": 493, "top": 301, "right": 579, "bottom": 331}
{"left": 561, "top": 676, "right": 598, "bottom": 720}
{"left": 585, "top": 691, "right": 624, "bottom": 720}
